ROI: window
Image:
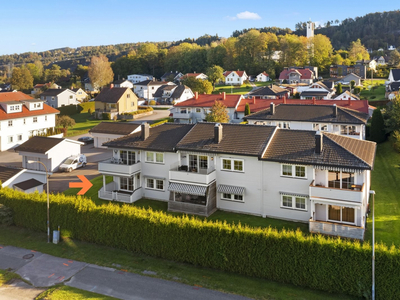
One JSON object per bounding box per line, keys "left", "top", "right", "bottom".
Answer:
{"left": 8, "top": 120, "right": 12, "bottom": 127}
{"left": 127, "top": 94, "right": 130, "bottom": 98}
{"left": 8, "top": 136, "right": 13, "bottom": 143}
{"left": 328, "top": 205, "right": 355, "bottom": 224}
{"left": 120, "top": 177, "right": 134, "bottom": 191}
{"left": 281, "top": 164, "right": 306, "bottom": 178}
{"left": 146, "top": 178, "right": 164, "bottom": 191}
{"left": 23, "top": 119, "right": 26, "bottom": 125}
{"left": 196, "top": 108, "right": 201, "bottom": 113}
{"left": 17, "top": 134, "right": 22, "bottom": 141}
{"left": 313, "top": 123, "right": 328, "bottom": 131}
{"left": 33, "top": 117, "right": 37, "bottom": 123}
{"left": 45, "top": 116, "right": 47, "bottom": 121}
{"left": 145, "top": 152, "right": 164, "bottom": 163}
{"left": 131, "top": 102, "right": 134, "bottom": 107}
{"left": 10, "top": 106, "right": 14, "bottom": 111}
{"left": 341, "top": 125, "right": 357, "bottom": 135}
{"left": 281, "top": 195, "right": 307, "bottom": 211}
{"left": 180, "top": 108, "right": 187, "bottom": 114}
{"left": 51, "top": 97, "right": 55, "bottom": 101}
{"left": 120, "top": 150, "right": 136, "bottom": 165}
{"left": 221, "top": 158, "right": 244, "bottom": 172}
{"left": 328, "top": 171, "right": 355, "bottom": 189}
{"left": 221, "top": 193, "right": 243, "bottom": 202}
{"left": 277, "top": 122, "right": 290, "bottom": 129}
{"left": 69, "top": 95, "right": 73, "bottom": 99}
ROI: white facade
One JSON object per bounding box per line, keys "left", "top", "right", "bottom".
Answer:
{"left": 225, "top": 71, "right": 248, "bottom": 85}
{"left": 172, "top": 106, "right": 241, "bottom": 124}
{"left": 92, "top": 128, "right": 141, "bottom": 149}
{"left": 134, "top": 82, "right": 175, "bottom": 100}
{"left": 334, "top": 91, "right": 359, "bottom": 101}
{"left": 115, "top": 80, "right": 134, "bottom": 89}
{"left": 2, "top": 169, "right": 47, "bottom": 193}
{"left": 41, "top": 89, "right": 78, "bottom": 108}
{"left": 307, "top": 20, "right": 314, "bottom": 38}
{"left": 256, "top": 73, "right": 270, "bottom": 82}
{"left": 128, "top": 74, "right": 154, "bottom": 84}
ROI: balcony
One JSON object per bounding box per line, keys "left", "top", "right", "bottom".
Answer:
{"left": 98, "top": 182, "right": 142, "bottom": 203}
{"left": 98, "top": 159, "right": 141, "bottom": 175}
{"left": 309, "top": 180, "right": 364, "bottom": 203}
{"left": 309, "top": 219, "right": 365, "bottom": 240}
{"left": 169, "top": 166, "right": 216, "bottom": 185}
{"left": 173, "top": 112, "right": 192, "bottom": 119}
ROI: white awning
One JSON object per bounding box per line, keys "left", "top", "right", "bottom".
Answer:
{"left": 217, "top": 184, "right": 245, "bottom": 195}
{"left": 168, "top": 182, "right": 207, "bottom": 196}
{"left": 279, "top": 191, "right": 309, "bottom": 198}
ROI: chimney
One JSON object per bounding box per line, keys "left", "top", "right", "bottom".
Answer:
{"left": 270, "top": 102, "right": 275, "bottom": 115}
{"left": 223, "top": 92, "right": 226, "bottom": 100}
{"left": 312, "top": 97, "right": 316, "bottom": 105}
{"left": 141, "top": 122, "right": 150, "bottom": 141}
{"left": 195, "top": 92, "right": 198, "bottom": 100}
{"left": 315, "top": 131, "right": 323, "bottom": 154}
{"left": 348, "top": 97, "right": 351, "bottom": 106}
{"left": 333, "top": 104, "right": 337, "bottom": 117}
{"left": 253, "top": 96, "right": 256, "bottom": 104}
{"left": 214, "top": 123, "right": 223, "bottom": 143}
{"left": 283, "top": 95, "right": 287, "bottom": 104}
{"left": 110, "top": 83, "right": 114, "bottom": 88}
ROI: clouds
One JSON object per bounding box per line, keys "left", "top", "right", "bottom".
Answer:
{"left": 227, "top": 11, "right": 261, "bottom": 21}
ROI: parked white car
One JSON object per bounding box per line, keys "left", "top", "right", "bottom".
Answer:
{"left": 59, "top": 154, "right": 87, "bottom": 172}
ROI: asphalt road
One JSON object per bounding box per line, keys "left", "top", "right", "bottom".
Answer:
{"left": 0, "top": 245, "right": 251, "bottom": 300}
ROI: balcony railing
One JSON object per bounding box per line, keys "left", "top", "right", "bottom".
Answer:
{"left": 169, "top": 166, "right": 216, "bottom": 185}
{"left": 309, "top": 180, "right": 364, "bottom": 203}
{"left": 98, "top": 159, "right": 141, "bottom": 175}
{"left": 173, "top": 112, "right": 192, "bottom": 119}
{"left": 309, "top": 219, "right": 365, "bottom": 240}
{"left": 98, "top": 185, "right": 142, "bottom": 203}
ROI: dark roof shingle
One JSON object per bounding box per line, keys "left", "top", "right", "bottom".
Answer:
{"left": 0, "top": 166, "right": 22, "bottom": 183}
{"left": 89, "top": 122, "right": 140, "bottom": 135}
{"left": 15, "top": 136, "right": 65, "bottom": 153}
{"left": 94, "top": 88, "right": 129, "bottom": 103}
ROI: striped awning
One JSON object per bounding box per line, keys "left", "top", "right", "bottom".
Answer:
{"left": 217, "top": 184, "right": 245, "bottom": 195}
{"left": 279, "top": 191, "right": 309, "bottom": 198}
{"left": 168, "top": 182, "right": 207, "bottom": 196}
{"left": 313, "top": 165, "right": 363, "bottom": 173}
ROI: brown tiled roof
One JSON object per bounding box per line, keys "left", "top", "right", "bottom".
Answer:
{"left": 15, "top": 136, "right": 65, "bottom": 153}
{"left": 245, "top": 104, "right": 368, "bottom": 124}
{"left": 224, "top": 71, "right": 247, "bottom": 78}
{"left": 103, "top": 123, "right": 194, "bottom": 152}
{"left": 89, "top": 122, "right": 140, "bottom": 135}
{"left": 0, "top": 166, "right": 23, "bottom": 183}
{"left": 176, "top": 123, "right": 275, "bottom": 157}
{"left": 249, "top": 85, "right": 288, "bottom": 96}
{"left": 262, "top": 129, "right": 376, "bottom": 170}
{"left": 94, "top": 88, "right": 129, "bottom": 104}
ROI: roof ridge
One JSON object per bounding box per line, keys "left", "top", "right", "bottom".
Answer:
{"left": 337, "top": 106, "right": 368, "bottom": 123}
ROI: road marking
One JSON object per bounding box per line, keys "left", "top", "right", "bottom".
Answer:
{"left": 48, "top": 273, "right": 55, "bottom": 278}
{"left": 63, "top": 263, "right": 69, "bottom": 266}
{"left": 59, "top": 276, "right": 65, "bottom": 281}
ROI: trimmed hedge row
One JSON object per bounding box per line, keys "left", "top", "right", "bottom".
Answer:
{"left": 122, "top": 106, "right": 153, "bottom": 116}
{"left": 0, "top": 188, "right": 399, "bottom": 299}
{"left": 58, "top": 102, "right": 95, "bottom": 115}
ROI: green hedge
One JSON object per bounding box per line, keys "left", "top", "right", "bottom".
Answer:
{"left": 58, "top": 102, "right": 95, "bottom": 115}
{"left": 79, "top": 102, "right": 95, "bottom": 113}
{"left": 0, "top": 188, "right": 399, "bottom": 299}
{"left": 122, "top": 106, "right": 153, "bottom": 116}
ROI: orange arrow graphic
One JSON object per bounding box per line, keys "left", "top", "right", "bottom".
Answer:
{"left": 69, "top": 175, "right": 93, "bottom": 195}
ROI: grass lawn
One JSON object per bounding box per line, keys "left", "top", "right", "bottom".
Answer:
{"left": 0, "top": 226, "right": 359, "bottom": 300}
{"left": 360, "top": 80, "right": 387, "bottom": 102}
{"left": 364, "top": 141, "right": 400, "bottom": 247}
{"left": 0, "top": 269, "right": 20, "bottom": 286}
{"left": 36, "top": 286, "right": 116, "bottom": 300}
{"left": 65, "top": 113, "right": 115, "bottom": 137}
{"left": 213, "top": 84, "right": 253, "bottom": 95}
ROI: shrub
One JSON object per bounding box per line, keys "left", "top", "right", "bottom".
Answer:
{"left": 149, "top": 100, "right": 156, "bottom": 105}
{"left": 88, "top": 108, "right": 92, "bottom": 115}
{"left": 392, "top": 130, "right": 400, "bottom": 152}
{"left": 102, "top": 113, "right": 111, "bottom": 120}
{"left": 370, "top": 109, "right": 386, "bottom": 143}
{"left": 58, "top": 105, "right": 79, "bottom": 116}
{"left": 0, "top": 188, "right": 400, "bottom": 299}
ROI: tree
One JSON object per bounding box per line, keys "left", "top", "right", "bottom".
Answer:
{"left": 348, "top": 39, "right": 369, "bottom": 63}
{"left": 44, "top": 64, "right": 62, "bottom": 82}
{"left": 350, "top": 80, "right": 355, "bottom": 90}
{"left": 370, "top": 109, "right": 386, "bottom": 143}
{"left": 385, "top": 95, "right": 400, "bottom": 134}
{"left": 309, "top": 34, "right": 333, "bottom": 71}
{"left": 11, "top": 67, "right": 33, "bottom": 90}
{"left": 336, "top": 83, "right": 343, "bottom": 94}
{"left": 206, "top": 65, "right": 224, "bottom": 90}
{"left": 182, "top": 77, "right": 212, "bottom": 94}
{"left": 56, "top": 115, "right": 75, "bottom": 135}
{"left": 244, "top": 103, "right": 251, "bottom": 116}
{"left": 205, "top": 101, "right": 229, "bottom": 123}
{"left": 88, "top": 54, "right": 114, "bottom": 89}
{"left": 389, "top": 49, "right": 400, "bottom": 67}
{"left": 26, "top": 60, "right": 43, "bottom": 83}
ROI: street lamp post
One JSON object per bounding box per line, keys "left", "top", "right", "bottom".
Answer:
{"left": 370, "top": 190, "right": 376, "bottom": 300}
{"left": 31, "top": 160, "right": 50, "bottom": 243}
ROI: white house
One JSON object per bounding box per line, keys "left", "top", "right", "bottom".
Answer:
{"left": 40, "top": 89, "right": 78, "bottom": 108}
{"left": 0, "top": 166, "right": 47, "bottom": 193}
{"left": 160, "top": 71, "right": 183, "bottom": 82}
{"left": 245, "top": 103, "right": 368, "bottom": 140}
{"left": 179, "top": 73, "right": 208, "bottom": 81}
{"left": 256, "top": 72, "right": 270, "bottom": 82}
{"left": 224, "top": 71, "right": 248, "bottom": 85}
{"left": 388, "top": 69, "right": 400, "bottom": 83}
{"left": 89, "top": 122, "right": 141, "bottom": 149}
{"left": 113, "top": 79, "right": 134, "bottom": 89}
{"left": 173, "top": 92, "right": 243, "bottom": 123}
{"left": 0, "top": 92, "right": 59, "bottom": 152}
{"left": 128, "top": 74, "right": 154, "bottom": 84}
{"left": 336, "top": 73, "right": 362, "bottom": 86}
{"left": 97, "top": 122, "right": 376, "bottom": 240}
{"left": 334, "top": 91, "right": 360, "bottom": 101}
{"left": 15, "top": 136, "right": 84, "bottom": 173}
{"left": 300, "top": 81, "right": 336, "bottom": 100}
{"left": 153, "top": 85, "right": 194, "bottom": 105}
{"left": 134, "top": 80, "right": 175, "bottom": 100}
{"left": 279, "top": 68, "right": 314, "bottom": 85}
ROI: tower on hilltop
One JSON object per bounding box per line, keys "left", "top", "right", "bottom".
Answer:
{"left": 307, "top": 20, "right": 314, "bottom": 39}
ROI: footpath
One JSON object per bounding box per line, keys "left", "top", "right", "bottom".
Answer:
{"left": 0, "top": 245, "right": 250, "bottom": 300}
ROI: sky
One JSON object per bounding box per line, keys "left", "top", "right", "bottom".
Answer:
{"left": 1, "top": 1, "right": 399, "bottom": 56}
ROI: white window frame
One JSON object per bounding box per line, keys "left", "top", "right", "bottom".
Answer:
{"left": 195, "top": 108, "right": 201, "bottom": 113}
{"left": 221, "top": 158, "right": 244, "bottom": 172}
{"left": 145, "top": 151, "right": 164, "bottom": 164}
{"left": 313, "top": 123, "right": 328, "bottom": 131}
{"left": 221, "top": 193, "right": 244, "bottom": 202}
{"left": 33, "top": 117, "right": 38, "bottom": 123}
{"left": 281, "top": 164, "right": 307, "bottom": 179}
{"left": 8, "top": 136, "right": 13, "bottom": 143}
{"left": 120, "top": 176, "right": 134, "bottom": 192}
{"left": 280, "top": 194, "right": 307, "bottom": 211}
{"left": 327, "top": 205, "right": 356, "bottom": 225}
{"left": 146, "top": 178, "right": 164, "bottom": 191}
{"left": 277, "top": 122, "right": 290, "bottom": 129}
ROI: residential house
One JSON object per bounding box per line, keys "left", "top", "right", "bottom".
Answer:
{"left": 113, "top": 79, "right": 134, "bottom": 89}
{"left": 0, "top": 83, "right": 12, "bottom": 92}
{"left": 388, "top": 45, "right": 396, "bottom": 51}
{"left": 128, "top": 74, "right": 154, "bottom": 84}
{"left": 94, "top": 87, "right": 138, "bottom": 119}
{"left": 40, "top": 89, "right": 78, "bottom": 108}
{"left": 0, "top": 166, "right": 46, "bottom": 193}
{"left": 300, "top": 81, "right": 335, "bottom": 100}
{"left": 334, "top": 91, "right": 360, "bottom": 101}
{"left": 248, "top": 85, "right": 289, "bottom": 99}
{"left": 173, "top": 92, "right": 243, "bottom": 123}
{"left": 0, "top": 92, "right": 59, "bottom": 151}
{"left": 133, "top": 80, "right": 175, "bottom": 100}
{"left": 160, "top": 71, "right": 183, "bottom": 82}
{"left": 387, "top": 69, "right": 400, "bottom": 83}
{"left": 279, "top": 68, "right": 314, "bottom": 85}
{"left": 89, "top": 122, "right": 141, "bottom": 148}
{"left": 256, "top": 72, "right": 270, "bottom": 82}
{"left": 245, "top": 103, "right": 368, "bottom": 140}
{"left": 31, "top": 83, "right": 60, "bottom": 95}
{"left": 153, "top": 85, "right": 194, "bottom": 105}
{"left": 374, "top": 56, "right": 389, "bottom": 66}
{"left": 330, "top": 64, "right": 367, "bottom": 79}
{"left": 15, "top": 136, "right": 84, "bottom": 172}
{"left": 97, "top": 122, "right": 376, "bottom": 240}
{"left": 386, "top": 82, "right": 400, "bottom": 100}
{"left": 336, "top": 73, "right": 362, "bottom": 86}
{"left": 179, "top": 73, "right": 208, "bottom": 81}
{"left": 71, "top": 88, "right": 88, "bottom": 102}
{"left": 224, "top": 70, "right": 248, "bottom": 85}
{"left": 289, "top": 66, "right": 318, "bottom": 80}
{"left": 356, "top": 59, "right": 377, "bottom": 70}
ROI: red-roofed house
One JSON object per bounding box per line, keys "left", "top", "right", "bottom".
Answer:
{"left": 224, "top": 70, "right": 248, "bottom": 85}
{"left": 0, "top": 92, "right": 60, "bottom": 151}
{"left": 256, "top": 72, "right": 270, "bottom": 82}
{"left": 173, "top": 92, "right": 243, "bottom": 123}
{"left": 279, "top": 68, "right": 313, "bottom": 84}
